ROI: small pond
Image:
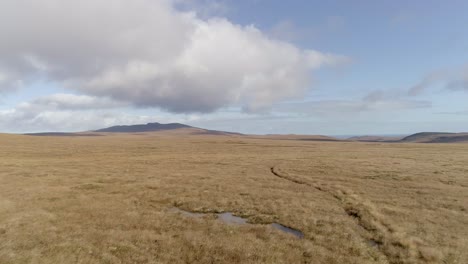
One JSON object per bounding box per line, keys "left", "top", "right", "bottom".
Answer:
{"left": 172, "top": 208, "right": 304, "bottom": 239}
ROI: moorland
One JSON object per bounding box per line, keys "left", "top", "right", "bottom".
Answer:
{"left": 0, "top": 129, "right": 467, "bottom": 264}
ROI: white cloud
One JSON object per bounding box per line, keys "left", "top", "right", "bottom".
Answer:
{"left": 0, "top": 109, "right": 162, "bottom": 133}
{"left": 0, "top": 93, "right": 132, "bottom": 132}
{"left": 0, "top": 0, "right": 346, "bottom": 113}
{"left": 0, "top": 93, "right": 224, "bottom": 132}
{"left": 17, "top": 93, "right": 126, "bottom": 112}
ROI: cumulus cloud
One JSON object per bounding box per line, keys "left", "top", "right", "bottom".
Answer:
{"left": 0, "top": 109, "right": 161, "bottom": 133}
{"left": 0, "top": 93, "right": 195, "bottom": 132}
{"left": 17, "top": 93, "right": 125, "bottom": 112}
{"left": 0, "top": 93, "right": 130, "bottom": 131}
{"left": 0, "top": 0, "right": 346, "bottom": 113}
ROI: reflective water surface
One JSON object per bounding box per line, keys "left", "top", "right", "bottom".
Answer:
{"left": 172, "top": 208, "right": 304, "bottom": 239}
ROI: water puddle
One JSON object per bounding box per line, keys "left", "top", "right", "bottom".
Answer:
{"left": 172, "top": 208, "right": 304, "bottom": 239}
{"left": 218, "top": 212, "right": 247, "bottom": 225}
{"left": 270, "top": 223, "right": 305, "bottom": 239}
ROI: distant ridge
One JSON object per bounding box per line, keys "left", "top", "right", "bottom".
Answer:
{"left": 348, "top": 132, "right": 468, "bottom": 143}
{"left": 400, "top": 132, "right": 468, "bottom": 143}
{"left": 22, "top": 124, "right": 468, "bottom": 143}
{"left": 22, "top": 122, "right": 242, "bottom": 137}
{"left": 400, "top": 132, "right": 454, "bottom": 142}
{"left": 93, "top": 122, "right": 244, "bottom": 136}
{"left": 94, "top": 122, "right": 190, "bottom": 133}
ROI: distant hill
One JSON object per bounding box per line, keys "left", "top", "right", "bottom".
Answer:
{"left": 400, "top": 132, "right": 454, "bottom": 142}
{"left": 93, "top": 122, "right": 244, "bottom": 136}
{"left": 400, "top": 132, "right": 468, "bottom": 143}
{"left": 93, "top": 123, "right": 344, "bottom": 142}
{"left": 94, "top": 122, "right": 191, "bottom": 133}
{"left": 22, "top": 123, "right": 242, "bottom": 137}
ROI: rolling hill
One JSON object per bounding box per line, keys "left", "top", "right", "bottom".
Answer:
{"left": 24, "top": 122, "right": 242, "bottom": 137}
{"left": 348, "top": 132, "right": 468, "bottom": 143}
{"left": 400, "top": 132, "right": 468, "bottom": 143}
{"left": 93, "top": 122, "right": 243, "bottom": 136}
{"left": 94, "top": 122, "right": 191, "bottom": 133}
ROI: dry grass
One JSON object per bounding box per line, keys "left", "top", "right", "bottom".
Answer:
{"left": 0, "top": 133, "right": 467, "bottom": 263}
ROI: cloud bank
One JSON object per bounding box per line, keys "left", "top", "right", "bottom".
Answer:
{"left": 0, "top": 89, "right": 431, "bottom": 133}
{"left": 0, "top": 0, "right": 345, "bottom": 113}
{"left": 0, "top": 93, "right": 194, "bottom": 132}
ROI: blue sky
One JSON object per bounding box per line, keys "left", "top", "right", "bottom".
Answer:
{"left": 0, "top": 0, "right": 467, "bottom": 135}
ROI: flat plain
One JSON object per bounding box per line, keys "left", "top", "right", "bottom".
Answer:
{"left": 0, "top": 133, "right": 467, "bottom": 264}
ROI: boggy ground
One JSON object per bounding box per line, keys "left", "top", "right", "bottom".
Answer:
{"left": 0, "top": 133, "right": 467, "bottom": 264}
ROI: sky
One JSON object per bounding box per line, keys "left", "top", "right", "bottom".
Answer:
{"left": 0, "top": 0, "right": 467, "bottom": 135}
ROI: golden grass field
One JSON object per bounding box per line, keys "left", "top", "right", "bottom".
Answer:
{"left": 0, "top": 132, "right": 467, "bottom": 264}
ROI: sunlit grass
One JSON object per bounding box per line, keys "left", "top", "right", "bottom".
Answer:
{"left": 0, "top": 133, "right": 466, "bottom": 263}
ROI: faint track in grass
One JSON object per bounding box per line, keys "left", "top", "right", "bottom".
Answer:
{"left": 270, "top": 166, "right": 441, "bottom": 264}
{"left": 270, "top": 167, "right": 307, "bottom": 185}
